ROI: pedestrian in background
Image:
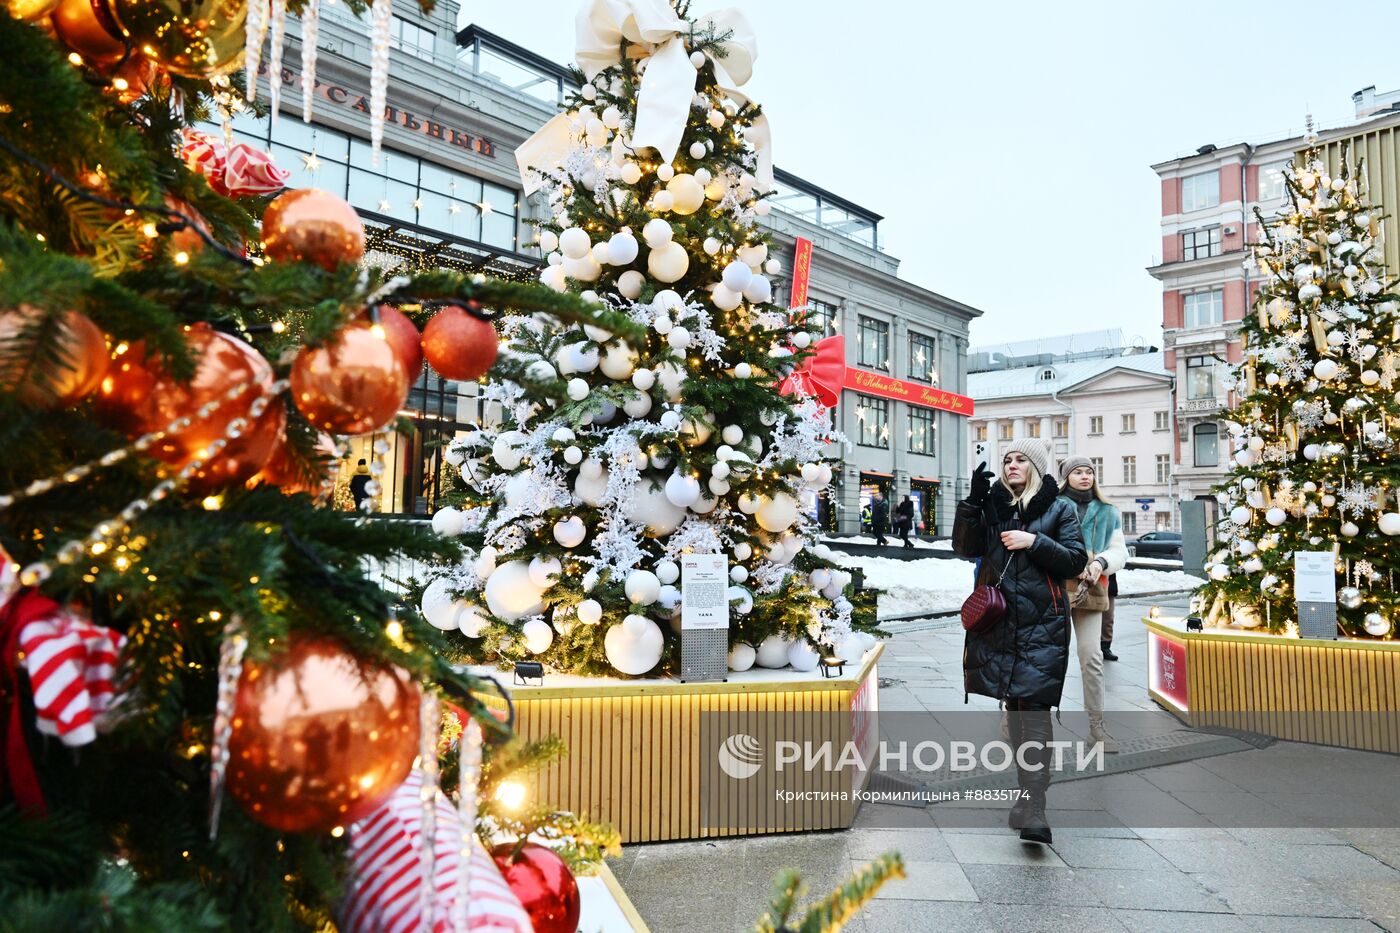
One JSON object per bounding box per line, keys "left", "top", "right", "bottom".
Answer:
{"left": 349, "top": 458, "right": 372, "bottom": 510}
{"left": 1057, "top": 456, "right": 1127, "bottom": 753}
{"left": 896, "top": 494, "right": 916, "bottom": 548}
{"left": 954, "top": 439, "right": 1086, "bottom": 845}
{"left": 871, "top": 492, "right": 890, "bottom": 546}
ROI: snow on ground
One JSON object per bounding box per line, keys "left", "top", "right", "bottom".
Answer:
{"left": 830, "top": 552, "right": 1202, "bottom": 620}
{"left": 1129, "top": 556, "right": 1184, "bottom": 568}
{"left": 821, "top": 535, "right": 945, "bottom": 550}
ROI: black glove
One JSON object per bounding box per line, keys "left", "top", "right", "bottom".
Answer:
{"left": 968, "top": 461, "right": 994, "bottom": 506}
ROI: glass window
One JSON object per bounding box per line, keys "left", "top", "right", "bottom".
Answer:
{"left": 1156, "top": 511, "right": 1172, "bottom": 531}
{"left": 1121, "top": 414, "right": 1136, "bottom": 433}
{"left": 1122, "top": 456, "right": 1137, "bottom": 484}
{"left": 391, "top": 16, "right": 436, "bottom": 61}
{"left": 1182, "top": 170, "right": 1220, "bottom": 211}
{"left": 1053, "top": 418, "right": 1068, "bottom": 438}
{"left": 1181, "top": 226, "right": 1221, "bottom": 260}
{"left": 1156, "top": 454, "right": 1171, "bottom": 484}
{"left": 999, "top": 423, "right": 1013, "bottom": 440}
{"left": 1090, "top": 457, "right": 1103, "bottom": 477}
{"left": 1089, "top": 416, "right": 1103, "bottom": 435}
{"left": 854, "top": 394, "right": 889, "bottom": 448}
{"left": 1122, "top": 510, "right": 1138, "bottom": 534}
{"left": 1028, "top": 421, "right": 1041, "bottom": 438}
{"left": 974, "top": 424, "right": 988, "bottom": 441}
{"left": 908, "top": 407, "right": 935, "bottom": 454}
{"left": 858, "top": 316, "right": 889, "bottom": 370}
{"left": 805, "top": 299, "right": 838, "bottom": 337}
{"left": 1154, "top": 410, "right": 1170, "bottom": 431}
{"left": 908, "top": 331, "right": 936, "bottom": 382}
{"left": 1187, "top": 356, "right": 1216, "bottom": 400}
{"left": 476, "top": 44, "right": 563, "bottom": 105}
{"left": 1193, "top": 423, "right": 1219, "bottom": 467}
{"left": 1183, "top": 289, "right": 1223, "bottom": 328}
{"left": 1258, "top": 161, "right": 1289, "bottom": 205}
{"left": 771, "top": 188, "right": 820, "bottom": 223}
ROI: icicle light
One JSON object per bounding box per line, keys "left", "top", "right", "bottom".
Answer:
{"left": 369, "top": 0, "right": 393, "bottom": 165}
{"left": 300, "top": 0, "right": 322, "bottom": 123}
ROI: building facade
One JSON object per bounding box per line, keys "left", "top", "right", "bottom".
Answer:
{"left": 237, "top": 3, "right": 980, "bottom": 522}
{"left": 967, "top": 334, "right": 1177, "bottom": 536}
{"left": 1148, "top": 92, "right": 1400, "bottom": 515}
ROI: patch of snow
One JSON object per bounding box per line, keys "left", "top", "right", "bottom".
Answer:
{"left": 1117, "top": 568, "right": 1202, "bottom": 594}
{"left": 822, "top": 535, "right": 945, "bottom": 550}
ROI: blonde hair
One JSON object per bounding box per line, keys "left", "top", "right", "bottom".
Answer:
{"left": 998, "top": 456, "right": 1044, "bottom": 509}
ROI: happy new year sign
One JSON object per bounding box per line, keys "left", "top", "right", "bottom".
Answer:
{"left": 842, "top": 368, "right": 975, "bottom": 417}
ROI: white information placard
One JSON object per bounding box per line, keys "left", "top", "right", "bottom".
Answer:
{"left": 1293, "top": 551, "right": 1337, "bottom": 603}
{"left": 681, "top": 554, "right": 729, "bottom": 630}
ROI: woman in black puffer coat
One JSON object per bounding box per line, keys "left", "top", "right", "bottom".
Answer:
{"left": 953, "top": 439, "right": 1086, "bottom": 845}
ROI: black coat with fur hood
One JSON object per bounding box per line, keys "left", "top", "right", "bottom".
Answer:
{"left": 952, "top": 479, "right": 1088, "bottom": 706}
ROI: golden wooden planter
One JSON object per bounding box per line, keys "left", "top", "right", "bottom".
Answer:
{"left": 490, "top": 645, "right": 882, "bottom": 844}
{"left": 1142, "top": 617, "right": 1400, "bottom": 753}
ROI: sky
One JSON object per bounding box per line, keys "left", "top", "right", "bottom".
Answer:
{"left": 455, "top": 0, "right": 1400, "bottom": 348}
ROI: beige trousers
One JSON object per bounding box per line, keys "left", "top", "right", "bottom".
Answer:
{"left": 1071, "top": 608, "right": 1105, "bottom": 723}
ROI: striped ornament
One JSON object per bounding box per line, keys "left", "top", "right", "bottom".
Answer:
{"left": 339, "top": 770, "right": 531, "bottom": 933}
{"left": 18, "top": 608, "right": 125, "bottom": 747}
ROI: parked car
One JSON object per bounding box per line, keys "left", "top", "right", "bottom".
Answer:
{"left": 1127, "top": 531, "right": 1183, "bottom": 559}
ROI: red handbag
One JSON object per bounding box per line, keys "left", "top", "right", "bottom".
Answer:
{"left": 961, "top": 527, "right": 1019, "bottom": 634}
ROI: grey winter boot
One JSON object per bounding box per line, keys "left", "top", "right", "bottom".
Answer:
{"left": 1012, "top": 707, "right": 1054, "bottom": 845}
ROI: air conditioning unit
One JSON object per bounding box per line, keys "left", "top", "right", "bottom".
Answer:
{"left": 1222, "top": 225, "right": 1237, "bottom": 235}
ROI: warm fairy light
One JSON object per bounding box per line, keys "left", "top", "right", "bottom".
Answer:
{"left": 494, "top": 780, "right": 527, "bottom": 810}
{"left": 209, "top": 610, "right": 222, "bottom": 621}
{"left": 141, "top": 222, "right": 159, "bottom": 238}
{"left": 34, "top": 233, "right": 45, "bottom": 243}
{"left": 271, "top": 321, "right": 286, "bottom": 333}
{"left": 173, "top": 251, "right": 190, "bottom": 265}
{"left": 201, "top": 495, "right": 222, "bottom": 510}
{"left": 114, "top": 556, "right": 130, "bottom": 571}
{"left": 68, "top": 53, "right": 82, "bottom": 65}
{"left": 111, "top": 77, "right": 129, "bottom": 92}
{"left": 370, "top": 324, "right": 387, "bottom": 339}
{"left": 330, "top": 825, "right": 345, "bottom": 838}
{"left": 89, "top": 541, "right": 107, "bottom": 556}
{"left": 385, "top": 619, "right": 405, "bottom": 645}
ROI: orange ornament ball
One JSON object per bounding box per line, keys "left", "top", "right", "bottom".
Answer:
{"left": 262, "top": 188, "right": 365, "bottom": 272}
{"left": 369, "top": 305, "right": 423, "bottom": 380}
{"left": 291, "top": 325, "right": 409, "bottom": 435}
{"left": 164, "top": 196, "right": 210, "bottom": 259}
{"left": 50, "top": 0, "right": 125, "bottom": 64}
{"left": 421, "top": 305, "right": 498, "bottom": 381}
{"left": 226, "top": 635, "right": 420, "bottom": 834}
{"left": 97, "top": 323, "right": 285, "bottom": 491}
{"left": 248, "top": 431, "right": 336, "bottom": 498}
{"left": 0, "top": 306, "right": 109, "bottom": 408}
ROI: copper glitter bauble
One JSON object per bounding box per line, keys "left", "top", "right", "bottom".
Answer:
{"left": 421, "top": 305, "right": 498, "bottom": 381}
{"left": 105, "top": 53, "right": 160, "bottom": 104}
{"left": 0, "top": 306, "right": 109, "bottom": 408}
{"left": 490, "top": 843, "right": 581, "bottom": 933}
{"left": 262, "top": 189, "right": 365, "bottom": 272}
{"left": 7, "top": 0, "right": 61, "bottom": 22}
{"left": 369, "top": 305, "right": 423, "bottom": 380}
{"left": 50, "top": 0, "right": 125, "bottom": 63}
{"left": 226, "top": 635, "right": 420, "bottom": 834}
{"left": 248, "top": 431, "right": 336, "bottom": 498}
{"left": 106, "top": 0, "right": 245, "bottom": 79}
{"left": 97, "top": 323, "right": 284, "bottom": 491}
{"left": 291, "top": 325, "right": 409, "bottom": 435}
{"left": 164, "top": 196, "right": 209, "bottom": 259}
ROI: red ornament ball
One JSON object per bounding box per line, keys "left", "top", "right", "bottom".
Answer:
{"left": 226, "top": 635, "right": 420, "bottom": 834}
{"left": 96, "top": 323, "right": 284, "bottom": 492}
{"left": 490, "top": 842, "right": 581, "bottom": 933}
{"left": 421, "top": 305, "right": 498, "bottom": 381}
{"left": 369, "top": 304, "right": 423, "bottom": 380}
{"left": 261, "top": 188, "right": 365, "bottom": 272}
{"left": 291, "top": 324, "right": 409, "bottom": 435}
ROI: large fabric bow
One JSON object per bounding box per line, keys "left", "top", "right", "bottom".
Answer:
{"left": 516, "top": 0, "right": 772, "bottom": 195}
{"left": 778, "top": 335, "right": 846, "bottom": 409}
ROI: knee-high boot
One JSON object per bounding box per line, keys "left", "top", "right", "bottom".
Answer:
{"left": 1010, "top": 701, "right": 1054, "bottom": 845}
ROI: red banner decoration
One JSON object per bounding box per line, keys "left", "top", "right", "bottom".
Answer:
{"left": 778, "top": 335, "right": 845, "bottom": 409}
{"left": 789, "top": 237, "right": 813, "bottom": 309}
{"left": 1148, "top": 632, "right": 1189, "bottom": 711}
{"left": 842, "top": 367, "right": 974, "bottom": 416}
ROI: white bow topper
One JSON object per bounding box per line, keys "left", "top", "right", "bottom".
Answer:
{"left": 516, "top": 0, "right": 772, "bottom": 197}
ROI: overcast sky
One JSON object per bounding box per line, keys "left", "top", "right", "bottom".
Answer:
{"left": 458, "top": 1, "right": 1400, "bottom": 348}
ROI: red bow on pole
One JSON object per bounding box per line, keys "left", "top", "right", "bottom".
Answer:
{"left": 777, "top": 335, "right": 846, "bottom": 409}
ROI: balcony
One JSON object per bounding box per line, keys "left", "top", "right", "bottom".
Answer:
{"left": 1177, "top": 397, "right": 1226, "bottom": 415}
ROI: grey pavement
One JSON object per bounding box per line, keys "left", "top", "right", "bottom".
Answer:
{"left": 615, "top": 601, "right": 1400, "bottom": 932}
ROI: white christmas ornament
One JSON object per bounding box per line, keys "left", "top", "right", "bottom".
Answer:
{"left": 1342, "top": 521, "right": 1360, "bottom": 537}
{"left": 664, "top": 471, "right": 702, "bottom": 507}
{"left": 620, "top": 161, "right": 642, "bottom": 185}
{"left": 755, "top": 634, "right": 791, "bottom": 669}
{"left": 738, "top": 243, "right": 768, "bottom": 267}
{"left": 737, "top": 492, "right": 761, "bottom": 514}
{"left": 792, "top": 332, "right": 812, "bottom": 349}
{"left": 651, "top": 191, "right": 675, "bottom": 212}
{"left": 788, "top": 640, "right": 821, "bottom": 672}
{"left": 540, "top": 264, "right": 567, "bottom": 292}
{"left": 622, "top": 392, "right": 653, "bottom": 418}
{"left": 765, "top": 258, "right": 782, "bottom": 275}
{"left": 657, "top": 585, "right": 681, "bottom": 611}
{"left": 1229, "top": 506, "right": 1251, "bottom": 525}
{"left": 431, "top": 507, "right": 464, "bottom": 537}
{"left": 721, "top": 261, "right": 753, "bottom": 292}
{"left": 599, "top": 342, "right": 638, "bottom": 380}
{"left": 624, "top": 569, "right": 661, "bottom": 605}
{"left": 642, "top": 218, "right": 673, "bottom": 247}
{"left": 591, "top": 242, "right": 611, "bottom": 265}
{"left": 483, "top": 561, "right": 546, "bottom": 621}
{"left": 1209, "top": 563, "right": 1230, "bottom": 581}
{"left": 537, "top": 230, "right": 559, "bottom": 252}
{"left": 574, "top": 467, "right": 610, "bottom": 507}
{"left": 420, "top": 577, "right": 465, "bottom": 631}
{"left": 563, "top": 445, "right": 583, "bottom": 465}
{"left": 1314, "top": 359, "right": 1340, "bottom": 381}
{"left": 1265, "top": 507, "right": 1287, "bottom": 526}
{"left": 617, "top": 270, "right": 645, "bottom": 299}
{"left": 742, "top": 275, "right": 772, "bottom": 304}
{"left": 728, "top": 642, "right": 756, "bottom": 672}
{"left": 1364, "top": 613, "right": 1391, "bottom": 636}
{"left": 689, "top": 141, "right": 706, "bottom": 159}
{"left": 1380, "top": 512, "right": 1400, "bottom": 536}
{"left": 721, "top": 424, "right": 744, "bottom": 446}
{"left": 528, "top": 556, "right": 562, "bottom": 588}
{"left": 710, "top": 284, "right": 742, "bottom": 311}
{"left": 756, "top": 493, "right": 800, "bottom": 533}
{"left": 655, "top": 559, "right": 680, "bottom": 585}
{"left": 492, "top": 431, "right": 527, "bottom": 470}
{"left": 647, "top": 241, "right": 690, "bottom": 282}
{"left": 521, "top": 619, "right": 554, "bottom": 654}
{"left": 734, "top": 362, "right": 753, "bottom": 379}
{"left": 576, "top": 599, "right": 603, "bottom": 625}
{"left": 553, "top": 516, "right": 587, "bottom": 548}
{"left": 625, "top": 482, "right": 687, "bottom": 535}
{"left": 667, "top": 326, "right": 692, "bottom": 350}
{"left": 605, "top": 615, "right": 664, "bottom": 675}
{"left": 457, "top": 605, "right": 489, "bottom": 638}
{"left": 559, "top": 226, "right": 591, "bottom": 260}
{"left": 702, "top": 237, "right": 721, "bottom": 256}
{"left": 728, "top": 585, "right": 754, "bottom": 614}
{"left": 1303, "top": 444, "right": 1321, "bottom": 461}
{"left": 666, "top": 174, "right": 705, "bottom": 214}
{"left": 1234, "top": 449, "right": 1256, "bottom": 468}
{"left": 730, "top": 565, "right": 748, "bottom": 583}
{"left": 631, "top": 368, "right": 656, "bottom": 391}
{"left": 809, "top": 568, "right": 832, "bottom": 590}
{"left": 656, "top": 361, "right": 687, "bottom": 401}
{"left": 566, "top": 378, "right": 590, "bottom": 401}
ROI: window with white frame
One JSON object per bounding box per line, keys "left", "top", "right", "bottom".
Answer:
{"left": 1258, "top": 161, "right": 1289, "bottom": 205}
{"left": 1090, "top": 457, "right": 1103, "bottom": 478}
{"left": 1122, "top": 456, "right": 1137, "bottom": 484}
{"left": 1156, "top": 511, "right": 1172, "bottom": 531}
{"left": 391, "top": 16, "right": 436, "bottom": 60}
{"left": 1028, "top": 421, "right": 1042, "bottom": 438}
{"left": 1193, "top": 423, "right": 1219, "bottom": 466}
{"left": 1122, "top": 510, "right": 1138, "bottom": 534}
{"left": 1182, "top": 170, "right": 1220, "bottom": 211}
{"left": 1121, "top": 414, "right": 1136, "bottom": 433}
{"left": 974, "top": 424, "right": 987, "bottom": 441}
{"left": 1053, "top": 418, "right": 1068, "bottom": 438}
{"left": 1183, "top": 289, "right": 1223, "bottom": 328}
{"left": 1156, "top": 454, "right": 1171, "bottom": 483}
{"left": 999, "top": 423, "right": 1013, "bottom": 440}
{"left": 1187, "top": 355, "right": 1217, "bottom": 400}
{"left": 1154, "top": 410, "right": 1170, "bottom": 431}
{"left": 1089, "top": 416, "right": 1103, "bottom": 435}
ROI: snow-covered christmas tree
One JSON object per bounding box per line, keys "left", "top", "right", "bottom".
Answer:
{"left": 1199, "top": 141, "right": 1400, "bottom": 638}
{"left": 417, "top": 2, "right": 873, "bottom": 676}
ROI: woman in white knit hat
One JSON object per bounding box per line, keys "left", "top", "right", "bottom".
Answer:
{"left": 954, "top": 438, "right": 1086, "bottom": 845}
{"left": 1056, "top": 456, "right": 1128, "bottom": 753}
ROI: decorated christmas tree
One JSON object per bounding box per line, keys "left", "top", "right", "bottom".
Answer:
{"left": 418, "top": 1, "right": 875, "bottom": 677}
{"left": 1198, "top": 141, "right": 1400, "bottom": 638}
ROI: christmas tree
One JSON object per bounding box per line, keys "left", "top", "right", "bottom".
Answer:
{"left": 0, "top": 1, "right": 634, "bottom": 925}
{"left": 1199, "top": 141, "right": 1400, "bottom": 639}
{"left": 419, "top": 2, "right": 875, "bottom": 677}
